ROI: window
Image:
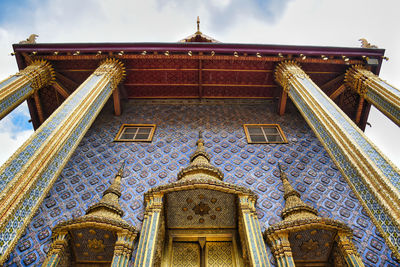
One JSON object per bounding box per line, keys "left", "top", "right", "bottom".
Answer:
{"left": 243, "top": 124, "right": 287, "bottom": 144}
{"left": 114, "top": 124, "right": 156, "bottom": 142}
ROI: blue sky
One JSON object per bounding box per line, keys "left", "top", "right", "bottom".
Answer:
{"left": 0, "top": 0, "right": 399, "bottom": 167}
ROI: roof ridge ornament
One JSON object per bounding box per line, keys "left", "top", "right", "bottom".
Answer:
{"left": 19, "top": 34, "right": 38, "bottom": 44}
{"left": 359, "top": 38, "right": 378, "bottom": 48}
{"left": 178, "top": 18, "right": 220, "bottom": 43}
{"left": 196, "top": 16, "right": 201, "bottom": 34}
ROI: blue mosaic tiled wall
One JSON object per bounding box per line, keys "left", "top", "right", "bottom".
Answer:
{"left": 5, "top": 99, "right": 399, "bottom": 266}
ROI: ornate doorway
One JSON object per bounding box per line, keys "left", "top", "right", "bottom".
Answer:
{"left": 133, "top": 133, "right": 270, "bottom": 267}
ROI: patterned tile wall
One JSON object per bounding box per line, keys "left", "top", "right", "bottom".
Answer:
{"left": 5, "top": 99, "right": 399, "bottom": 266}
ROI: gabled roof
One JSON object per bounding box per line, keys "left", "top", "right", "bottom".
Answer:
{"left": 12, "top": 27, "right": 385, "bottom": 131}
{"left": 178, "top": 16, "right": 220, "bottom": 43}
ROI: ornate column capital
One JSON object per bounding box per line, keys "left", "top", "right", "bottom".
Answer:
{"left": 113, "top": 231, "right": 137, "bottom": 257}
{"left": 94, "top": 58, "right": 126, "bottom": 90}
{"left": 42, "top": 231, "right": 69, "bottom": 267}
{"left": 0, "top": 60, "right": 55, "bottom": 120}
{"left": 335, "top": 231, "right": 359, "bottom": 257}
{"left": 345, "top": 64, "right": 400, "bottom": 126}
{"left": 238, "top": 195, "right": 256, "bottom": 214}
{"left": 274, "top": 60, "right": 309, "bottom": 93}
{"left": 144, "top": 192, "right": 164, "bottom": 212}
{"left": 15, "top": 60, "right": 55, "bottom": 91}
{"left": 345, "top": 65, "right": 377, "bottom": 97}
{"left": 47, "top": 231, "right": 69, "bottom": 257}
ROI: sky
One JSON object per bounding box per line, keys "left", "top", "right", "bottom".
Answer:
{"left": 0, "top": 0, "right": 399, "bottom": 167}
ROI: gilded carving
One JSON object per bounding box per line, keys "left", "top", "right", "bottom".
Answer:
{"left": 93, "top": 58, "right": 126, "bottom": 90}
{"left": 0, "top": 60, "right": 55, "bottom": 119}
{"left": 301, "top": 239, "right": 318, "bottom": 252}
{"left": 43, "top": 164, "right": 137, "bottom": 267}
{"left": 264, "top": 166, "right": 365, "bottom": 267}
{"left": 344, "top": 65, "right": 373, "bottom": 97}
{"left": 345, "top": 64, "right": 400, "bottom": 126}
{"left": 206, "top": 242, "right": 234, "bottom": 266}
{"left": 275, "top": 61, "right": 309, "bottom": 93}
{"left": 192, "top": 202, "right": 210, "bottom": 216}
{"left": 359, "top": 38, "right": 378, "bottom": 48}
{"left": 19, "top": 34, "right": 39, "bottom": 44}
{"left": 88, "top": 238, "right": 105, "bottom": 253}
{"left": 166, "top": 189, "right": 236, "bottom": 228}
{"left": 15, "top": 60, "right": 55, "bottom": 91}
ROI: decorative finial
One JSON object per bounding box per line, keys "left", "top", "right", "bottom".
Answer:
{"left": 117, "top": 161, "right": 125, "bottom": 178}
{"left": 195, "top": 16, "right": 202, "bottom": 34}
{"left": 19, "top": 34, "right": 38, "bottom": 44}
{"left": 195, "top": 130, "right": 205, "bottom": 152}
{"left": 359, "top": 38, "right": 378, "bottom": 48}
{"left": 278, "top": 163, "right": 287, "bottom": 181}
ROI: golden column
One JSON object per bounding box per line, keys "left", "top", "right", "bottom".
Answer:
{"left": 274, "top": 61, "right": 400, "bottom": 259}
{"left": 133, "top": 193, "right": 163, "bottom": 267}
{"left": 112, "top": 230, "right": 137, "bottom": 266}
{"left": 0, "top": 60, "right": 54, "bottom": 120}
{"left": 345, "top": 65, "right": 400, "bottom": 126}
{"left": 0, "top": 59, "right": 125, "bottom": 264}
{"left": 335, "top": 232, "right": 366, "bottom": 266}
{"left": 238, "top": 195, "right": 270, "bottom": 267}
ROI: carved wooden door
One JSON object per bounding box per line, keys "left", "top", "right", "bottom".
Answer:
{"left": 171, "top": 242, "right": 201, "bottom": 267}
{"left": 170, "top": 241, "right": 235, "bottom": 267}
{"left": 206, "top": 241, "right": 234, "bottom": 267}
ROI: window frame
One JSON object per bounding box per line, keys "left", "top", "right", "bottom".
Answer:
{"left": 114, "top": 124, "right": 156, "bottom": 142}
{"left": 243, "top": 124, "right": 287, "bottom": 144}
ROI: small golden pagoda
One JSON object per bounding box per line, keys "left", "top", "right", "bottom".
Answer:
{"left": 264, "top": 164, "right": 364, "bottom": 267}
{"left": 43, "top": 163, "right": 138, "bottom": 266}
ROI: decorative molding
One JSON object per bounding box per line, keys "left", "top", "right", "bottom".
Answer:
{"left": 345, "top": 64, "right": 400, "bottom": 126}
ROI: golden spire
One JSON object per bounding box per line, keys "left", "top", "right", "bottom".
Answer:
{"left": 278, "top": 163, "right": 318, "bottom": 221}
{"left": 178, "top": 17, "right": 220, "bottom": 43}
{"left": 196, "top": 16, "right": 201, "bottom": 34}
{"left": 177, "top": 130, "right": 224, "bottom": 181}
{"left": 85, "top": 162, "right": 125, "bottom": 219}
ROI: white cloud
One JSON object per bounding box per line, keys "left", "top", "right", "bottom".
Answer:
{"left": 0, "top": 102, "right": 33, "bottom": 165}
{"left": 0, "top": 130, "right": 33, "bottom": 165}
{"left": 0, "top": 0, "right": 399, "bottom": 168}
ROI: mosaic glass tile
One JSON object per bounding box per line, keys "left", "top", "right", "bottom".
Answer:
{"left": 5, "top": 100, "right": 399, "bottom": 266}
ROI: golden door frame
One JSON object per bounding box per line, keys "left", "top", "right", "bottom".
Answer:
{"left": 134, "top": 180, "right": 270, "bottom": 267}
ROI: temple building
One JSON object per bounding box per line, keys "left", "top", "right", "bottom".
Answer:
{"left": 0, "top": 19, "right": 400, "bottom": 266}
